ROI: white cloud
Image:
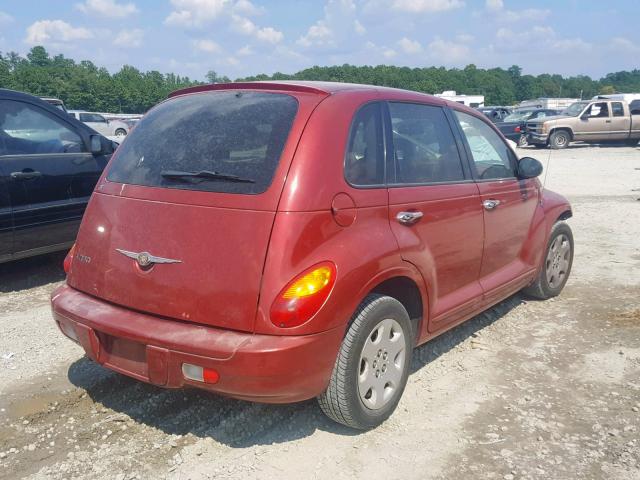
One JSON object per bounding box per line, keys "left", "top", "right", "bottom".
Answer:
{"left": 297, "top": 0, "right": 363, "bottom": 49}
{"left": 231, "top": 14, "right": 256, "bottom": 34}
{"left": 0, "top": 11, "right": 14, "bottom": 25}
{"left": 609, "top": 37, "right": 640, "bottom": 54}
{"left": 485, "top": 0, "right": 502, "bottom": 10}
{"left": 392, "top": 0, "right": 464, "bottom": 13}
{"left": 398, "top": 37, "right": 422, "bottom": 54}
{"left": 255, "top": 27, "right": 283, "bottom": 44}
{"left": 382, "top": 47, "right": 397, "bottom": 58}
{"left": 233, "top": 0, "right": 263, "bottom": 16}
{"left": 113, "top": 28, "right": 143, "bottom": 47}
{"left": 165, "top": 0, "right": 229, "bottom": 27}
{"left": 493, "top": 26, "right": 590, "bottom": 55}
{"left": 427, "top": 37, "right": 471, "bottom": 62}
{"left": 76, "top": 0, "right": 138, "bottom": 18}
{"left": 237, "top": 45, "right": 253, "bottom": 56}
{"left": 192, "top": 38, "right": 221, "bottom": 52}
{"left": 484, "top": 0, "right": 549, "bottom": 22}
{"left": 25, "top": 20, "right": 93, "bottom": 45}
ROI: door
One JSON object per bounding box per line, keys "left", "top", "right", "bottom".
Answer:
{"left": 574, "top": 101, "right": 611, "bottom": 141}
{"left": 0, "top": 99, "right": 93, "bottom": 254}
{"left": 609, "top": 102, "right": 630, "bottom": 140}
{"left": 385, "top": 102, "right": 484, "bottom": 331}
{"left": 452, "top": 110, "right": 539, "bottom": 300}
{"left": 79, "top": 112, "right": 111, "bottom": 136}
{"left": 0, "top": 161, "right": 13, "bottom": 259}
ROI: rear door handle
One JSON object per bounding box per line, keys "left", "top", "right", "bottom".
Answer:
{"left": 396, "top": 211, "right": 423, "bottom": 225}
{"left": 483, "top": 199, "right": 501, "bottom": 210}
{"left": 10, "top": 170, "right": 42, "bottom": 180}
{"left": 11, "top": 170, "right": 42, "bottom": 180}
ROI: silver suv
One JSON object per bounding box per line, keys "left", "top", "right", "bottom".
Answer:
{"left": 68, "top": 110, "right": 129, "bottom": 138}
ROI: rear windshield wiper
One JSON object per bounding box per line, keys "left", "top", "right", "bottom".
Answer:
{"left": 160, "top": 169, "right": 255, "bottom": 183}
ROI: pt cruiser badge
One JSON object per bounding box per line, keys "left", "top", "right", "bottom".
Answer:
{"left": 115, "top": 249, "right": 182, "bottom": 267}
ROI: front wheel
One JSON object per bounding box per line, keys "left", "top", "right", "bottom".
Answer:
{"left": 549, "top": 130, "right": 571, "bottom": 149}
{"left": 114, "top": 128, "right": 127, "bottom": 137}
{"left": 318, "top": 295, "right": 413, "bottom": 430}
{"left": 523, "top": 221, "right": 574, "bottom": 299}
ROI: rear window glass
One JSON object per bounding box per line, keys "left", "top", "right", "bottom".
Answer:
{"left": 107, "top": 91, "right": 298, "bottom": 194}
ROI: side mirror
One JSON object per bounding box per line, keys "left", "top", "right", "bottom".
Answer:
{"left": 518, "top": 156, "right": 543, "bottom": 179}
{"left": 580, "top": 113, "right": 589, "bottom": 120}
{"left": 90, "top": 135, "right": 103, "bottom": 154}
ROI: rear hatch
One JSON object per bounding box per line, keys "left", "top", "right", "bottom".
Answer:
{"left": 67, "top": 88, "right": 321, "bottom": 333}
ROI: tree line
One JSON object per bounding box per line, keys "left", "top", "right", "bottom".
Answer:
{"left": 2, "top": 46, "right": 639, "bottom": 113}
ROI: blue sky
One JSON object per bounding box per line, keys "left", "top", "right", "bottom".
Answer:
{"left": 0, "top": 0, "right": 638, "bottom": 81}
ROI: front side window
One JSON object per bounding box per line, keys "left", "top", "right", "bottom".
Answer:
{"left": 585, "top": 102, "right": 609, "bottom": 118}
{"left": 454, "top": 110, "right": 516, "bottom": 180}
{"left": 612, "top": 102, "right": 624, "bottom": 117}
{"left": 107, "top": 91, "right": 298, "bottom": 194}
{"left": 389, "top": 103, "right": 465, "bottom": 184}
{"left": 345, "top": 102, "right": 384, "bottom": 186}
{"left": 0, "top": 100, "right": 84, "bottom": 155}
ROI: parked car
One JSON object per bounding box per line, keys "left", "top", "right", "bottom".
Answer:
{"left": 527, "top": 100, "right": 640, "bottom": 148}
{"left": 51, "top": 81, "right": 573, "bottom": 429}
{"left": 496, "top": 109, "right": 559, "bottom": 146}
{"left": 68, "top": 110, "right": 129, "bottom": 137}
{"left": 40, "top": 96, "right": 68, "bottom": 113}
{"left": 0, "top": 89, "right": 114, "bottom": 263}
{"left": 477, "top": 106, "right": 512, "bottom": 122}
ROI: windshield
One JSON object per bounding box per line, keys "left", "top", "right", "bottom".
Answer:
{"left": 107, "top": 91, "right": 298, "bottom": 194}
{"left": 562, "top": 102, "right": 589, "bottom": 117}
{"left": 503, "top": 111, "right": 534, "bottom": 122}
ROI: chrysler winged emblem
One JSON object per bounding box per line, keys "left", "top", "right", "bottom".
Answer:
{"left": 116, "top": 249, "right": 182, "bottom": 267}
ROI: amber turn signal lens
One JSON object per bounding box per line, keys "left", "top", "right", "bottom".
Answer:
{"left": 63, "top": 243, "right": 76, "bottom": 274}
{"left": 271, "top": 262, "right": 337, "bottom": 328}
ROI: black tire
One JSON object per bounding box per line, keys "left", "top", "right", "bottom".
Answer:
{"left": 115, "top": 128, "right": 127, "bottom": 137}
{"left": 318, "top": 294, "right": 413, "bottom": 430}
{"left": 517, "top": 135, "right": 528, "bottom": 147}
{"left": 549, "top": 130, "right": 571, "bottom": 149}
{"left": 523, "top": 221, "right": 574, "bottom": 299}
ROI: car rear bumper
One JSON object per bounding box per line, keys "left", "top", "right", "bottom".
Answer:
{"left": 51, "top": 284, "right": 343, "bottom": 403}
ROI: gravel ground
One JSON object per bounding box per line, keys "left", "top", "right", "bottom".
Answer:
{"left": 0, "top": 143, "right": 639, "bottom": 480}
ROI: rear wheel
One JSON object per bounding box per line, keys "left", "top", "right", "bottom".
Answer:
{"left": 318, "top": 295, "right": 413, "bottom": 430}
{"left": 115, "top": 128, "right": 127, "bottom": 137}
{"left": 549, "top": 130, "right": 571, "bottom": 149}
{"left": 517, "top": 134, "right": 528, "bottom": 147}
{"left": 523, "top": 221, "right": 573, "bottom": 299}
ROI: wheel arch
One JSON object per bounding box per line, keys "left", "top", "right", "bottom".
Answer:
{"left": 549, "top": 126, "right": 574, "bottom": 141}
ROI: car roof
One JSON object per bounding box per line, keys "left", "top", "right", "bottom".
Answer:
{"left": 169, "top": 80, "right": 479, "bottom": 109}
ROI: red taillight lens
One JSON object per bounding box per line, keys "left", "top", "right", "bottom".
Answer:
{"left": 63, "top": 243, "right": 76, "bottom": 274}
{"left": 270, "top": 262, "right": 337, "bottom": 328}
{"left": 514, "top": 126, "right": 521, "bottom": 133}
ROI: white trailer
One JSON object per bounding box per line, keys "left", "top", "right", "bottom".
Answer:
{"left": 516, "top": 98, "right": 579, "bottom": 110}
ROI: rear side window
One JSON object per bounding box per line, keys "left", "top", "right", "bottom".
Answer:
{"left": 454, "top": 110, "right": 516, "bottom": 180}
{"left": 107, "top": 91, "right": 298, "bottom": 194}
{"left": 612, "top": 102, "right": 624, "bottom": 117}
{"left": 345, "top": 102, "right": 384, "bottom": 186}
{"left": 389, "top": 102, "right": 465, "bottom": 184}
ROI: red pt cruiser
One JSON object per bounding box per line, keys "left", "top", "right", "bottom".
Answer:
{"left": 51, "top": 82, "right": 573, "bottom": 429}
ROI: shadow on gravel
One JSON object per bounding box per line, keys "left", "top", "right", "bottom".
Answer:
{"left": 66, "top": 294, "right": 525, "bottom": 446}
{"left": 0, "top": 251, "right": 66, "bottom": 293}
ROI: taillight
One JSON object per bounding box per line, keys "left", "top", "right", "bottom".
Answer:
{"left": 63, "top": 243, "right": 76, "bottom": 274}
{"left": 270, "top": 262, "right": 337, "bottom": 328}
{"left": 514, "top": 126, "right": 521, "bottom": 133}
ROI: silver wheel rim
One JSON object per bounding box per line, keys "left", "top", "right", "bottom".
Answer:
{"left": 555, "top": 133, "right": 567, "bottom": 147}
{"left": 358, "top": 318, "right": 406, "bottom": 410}
{"left": 545, "top": 233, "right": 571, "bottom": 289}
{"left": 518, "top": 135, "right": 527, "bottom": 147}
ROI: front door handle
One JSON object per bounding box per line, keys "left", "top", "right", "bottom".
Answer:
{"left": 396, "top": 211, "right": 423, "bottom": 225}
{"left": 605, "top": 120, "right": 611, "bottom": 123}
{"left": 483, "top": 199, "right": 501, "bottom": 210}
{"left": 11, "top": 170, "right": 43, "bottom": 180}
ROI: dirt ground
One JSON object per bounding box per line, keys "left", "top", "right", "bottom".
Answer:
{"left": 1, "top": 143, "right": 639, "bottom": 480}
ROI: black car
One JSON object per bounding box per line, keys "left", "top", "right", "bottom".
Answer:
{"left": 495, "top": 109, "right": 560, "bottom": 146}
{"left": 477, "top": 106, "right": 512, "bottom": 122}
{"left": 0, "top": 89, "right": 114, "bottom": 263}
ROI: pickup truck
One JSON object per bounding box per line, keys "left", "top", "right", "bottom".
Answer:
{"left": 526, "top": 99, "right": 640, "bottom": 149}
